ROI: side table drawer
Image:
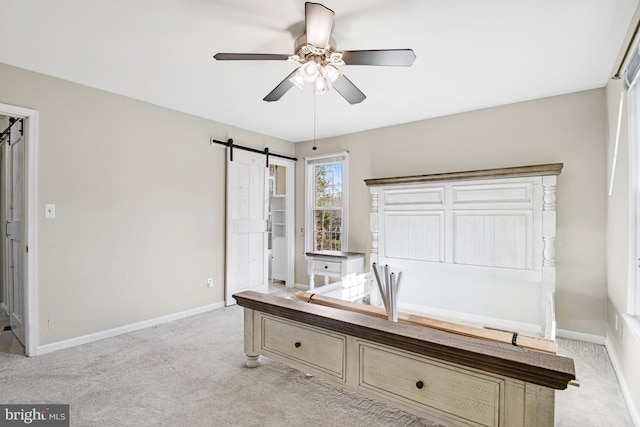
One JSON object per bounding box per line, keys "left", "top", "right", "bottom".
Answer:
{"left": 313, "top": 260, "right": 342, "bottom": 274}
{"left": 261, "top": 315, "right": 346, "bottom": 379}
{"left": 358, "top": 342, "right": 502, "bottom": 427}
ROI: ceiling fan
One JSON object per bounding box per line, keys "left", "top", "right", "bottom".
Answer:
{"left": 214, "top": 2, "right": 416, "bottom": 104}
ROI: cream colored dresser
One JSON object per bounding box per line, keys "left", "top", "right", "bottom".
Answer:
{"left": 234, "top": 291, "right": 575, "bottom": 427}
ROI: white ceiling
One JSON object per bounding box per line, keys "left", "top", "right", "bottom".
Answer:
{"left": 0, "top": 0, "right": 637, "bottom": 142}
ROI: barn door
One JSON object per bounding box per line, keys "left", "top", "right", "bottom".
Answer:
{"left": 6, "top": 119, "right": 25, "bottom": 345}
{"left": 225, "top": 148, "right": 269, "bottom": 306}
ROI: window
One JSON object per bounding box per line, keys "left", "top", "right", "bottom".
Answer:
{"left": 631, "top": 85, "right": 640, "bottom": 316}
{"left": 624, "top": 46, "right": 640, "bottom": 316}
{"left": 305, "top": 152, "right": 349, "bottom": 252}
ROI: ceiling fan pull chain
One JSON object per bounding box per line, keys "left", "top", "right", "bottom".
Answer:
{"left": 312, "top": 93, "right": 317, "bottom": 151}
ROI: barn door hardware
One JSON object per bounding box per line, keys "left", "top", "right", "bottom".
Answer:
{"left": 210, "top": 138, "right": 297, "bottom": 166}
{"left": 0, "top": 117, "right": 23, "bottom": 143}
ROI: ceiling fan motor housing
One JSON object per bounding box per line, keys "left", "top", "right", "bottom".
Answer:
{"left": 291, "top": 35, "right": 344, "bottom": 66}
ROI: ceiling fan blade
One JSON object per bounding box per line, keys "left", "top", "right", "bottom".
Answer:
{"left": 341, "top": 49, "right": 416, "bottom": 66}
{"left": 263, "top": 69, "right": 299, "bottom": 102}
{"left": 305, "top": 2, "right": 334, "bottom": 48}
{"left": 332, "top": 74, "right": 366, "bottom": 104}
{"left": 214, "top": 53, "right": 290, "bottom": 61}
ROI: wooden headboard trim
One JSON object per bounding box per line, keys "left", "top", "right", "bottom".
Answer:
{"left": 364, "top": 163, "right": 563, "bottom": 187}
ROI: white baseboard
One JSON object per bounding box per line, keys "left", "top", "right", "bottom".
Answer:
{"left": 605, "top": 335, "right": 640, "bottom": 427}
{"left": 555, "top": 328, "right": 606, "bottom": 345}
{"left": 35, "top": 302, "right": 225, "bottom": 356}
{"left": 0, "top": 302, "right": 8, "bottom": 316}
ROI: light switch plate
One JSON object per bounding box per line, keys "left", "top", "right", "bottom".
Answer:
{"left": 45, "top": 204, "right": 56, "bottom": 219}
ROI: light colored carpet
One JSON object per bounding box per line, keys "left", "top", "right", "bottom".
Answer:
{"left": 0, "top": 312, "right": 9, "bottom": 331}
{"left": 555, "top": 339, "right": 634, "bottom": 427}
{"left": 0, "top": 304, "right": 634, "bottom": 426}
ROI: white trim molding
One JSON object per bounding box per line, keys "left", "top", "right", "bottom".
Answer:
{"left": 555, "top": 329, "right": 606, "bottom": 345}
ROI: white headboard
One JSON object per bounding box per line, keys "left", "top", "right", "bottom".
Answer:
{"left": 365, "top": 164, "right": 562, "bottom": 339}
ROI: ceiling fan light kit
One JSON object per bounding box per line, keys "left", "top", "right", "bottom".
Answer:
{"left": 289, "top": 60, "right": 341, "bottom": 95}
{"left": 214, "top": 2, "right": 416, "bottom": 104}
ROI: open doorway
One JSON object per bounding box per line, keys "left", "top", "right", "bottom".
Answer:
{"left": 267, "top": 157, "right": 295, "bottom": 293}
{"left": 0, "top": 103, "right": 38, "bottom": 356}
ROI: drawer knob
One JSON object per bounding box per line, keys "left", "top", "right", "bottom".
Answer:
{"left": 416, "top": 380, "right": 424, "bottom": 389}
{"left": 324, "top": 265, "right": 328, "bottom": 269}
{"left": 294, "top": 341, "right": 301, "bottom": 348}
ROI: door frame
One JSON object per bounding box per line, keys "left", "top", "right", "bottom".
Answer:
{"left": 268, "top": 156, "right": 295, "bottom": 288}
{"left": 0, "top": 102, "right": 38, "bottom": 356}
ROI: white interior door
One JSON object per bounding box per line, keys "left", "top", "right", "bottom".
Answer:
{"left": 225, "top": 148, "right": 269, "bottom": 306}
{"left": 6, "top": 120, "right": 25, "bottom": 345}
{"left": 0, "top": 140, "right": 7, "bottom": 315}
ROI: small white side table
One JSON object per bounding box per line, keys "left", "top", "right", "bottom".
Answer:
{"left": 305, "top": 250, "right": 365, "bottom": 290}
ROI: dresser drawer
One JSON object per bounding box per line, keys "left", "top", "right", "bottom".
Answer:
{"left": 312, "top": 260, "right": 342, "bottom": 274}
{"left": 358, "top": 342, "right": 502, "bottom": 427}
{"left": 261, "top": 315, "right": 346, "bottom": 379}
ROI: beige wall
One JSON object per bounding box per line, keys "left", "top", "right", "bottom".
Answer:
{"left": 0, "top": 63, "right": 294, "bottom": 346}
{"left": 295, "top": 89, "right": 608, "bottom": 336}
